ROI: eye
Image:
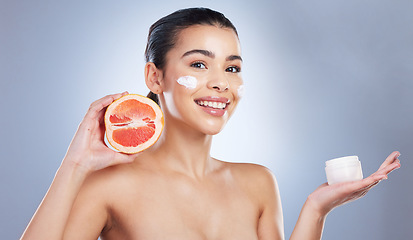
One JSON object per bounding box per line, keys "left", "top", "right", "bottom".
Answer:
{"left": 226, "top": 66, "right": 241, "bottom": 73}
{"left": 190, "top": 62, "right": 206, "bottom": 69}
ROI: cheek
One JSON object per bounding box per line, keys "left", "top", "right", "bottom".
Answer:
{"left": 229, "top": 77, "right": 244, "bottom": 99}
{"left": 176, "top": 76, "right": 198, "bottom": 89}
{"left": 236, "top": 84, "right": 245, "bottom": 98}
{"left": 163, "top": 77, "right": 197, "bottom": 118}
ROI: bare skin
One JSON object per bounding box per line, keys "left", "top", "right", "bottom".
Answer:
{"left": 65, "top": 154, "right": 282, "bottom": 239}
{"left": 20, "top": 25, "right": 401, "bottom": 240}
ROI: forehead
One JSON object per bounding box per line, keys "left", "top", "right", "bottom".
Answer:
{"left": 172, "top": 25, "right": 241, "bottom": 56}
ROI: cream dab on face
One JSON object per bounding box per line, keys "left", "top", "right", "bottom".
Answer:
{"left": 177, "top": 76, "right": 198, "bottom": 89}
{"left": 237, "top": 85, "right": 245, "bottom": 98}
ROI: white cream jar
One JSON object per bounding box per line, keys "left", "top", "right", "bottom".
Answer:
{"left": 325, "top": 156, "right": 363, "bottom": 185}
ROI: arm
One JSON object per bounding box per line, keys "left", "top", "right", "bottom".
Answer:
{"left": 290, "top": 151, "right": 401, "bottom": 240}
{"left": 20, "top": 92, "right": 137, "bottom": 240}
{"left": 256, "top": 167, "right": 284, "bottom": 240}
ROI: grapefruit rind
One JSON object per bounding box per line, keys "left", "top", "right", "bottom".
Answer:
{"left": 104, "top": 94, "right": 164, "bottom": 154}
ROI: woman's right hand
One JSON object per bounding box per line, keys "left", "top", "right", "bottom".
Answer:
{"left": 20, "top": 93, "right": 138, "bottom": 240}
{"left": 62, "top": 92, "right": 138, "bottom": 174}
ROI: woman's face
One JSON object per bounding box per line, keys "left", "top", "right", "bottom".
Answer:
{"left": 160, "top": 24, "right": 243, "bottom": 135}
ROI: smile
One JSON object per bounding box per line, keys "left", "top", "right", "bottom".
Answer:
{"left": 195, "top": 100, "right": 227, "bottom": 109}
{"left": 194, "top": 96, "right": 230, "bottom": 117}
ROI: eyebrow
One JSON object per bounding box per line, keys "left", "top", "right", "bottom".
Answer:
{"left": 182, "top": 49, "right": 242, "bottom": 62}
{"left": 226, "top": 55, "right": 243, "bottom": 62}
{"left": 182, "top": 49, "right": 214, "bottom": 58}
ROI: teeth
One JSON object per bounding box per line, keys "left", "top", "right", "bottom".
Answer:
{"left": 196, "top": 100, "right": 227, "bottom": 109}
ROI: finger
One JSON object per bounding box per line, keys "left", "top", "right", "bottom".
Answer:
{"left": 378, "top": 151, "right": 400, "bottom": 170}
{"left": 342, "top": 173, "right": 386, "bottom": 195}
{"left": 99, "top": 117, "right": 107, "bottom": 140}
{"left": 77, "top": 92, "right": 128, "bottom": 137}
{"left": 332, "top": 156, "right": 397, "bottom": 194}
{"left": 374, "top": 159, "right": 401, "bottom": 177}
{"left": 339, "top": 177, "right": 383, "bottom": 205}
{"left": 111, "top": 152, "right": 139, "bottom": 165}
{"left": 86, "top": 92, "right": 127, "bottom": 121}
{"left": 336, "top": 180, "right": 380, "bottom": 207}
{"left": 97, "top": 92, "right": 130, "bottom": 138}
{"left": 358, "top": 177, "right": 382, "bottom": 192}
{"left": 387, "top": 159, "right": 401, "bottom": 175}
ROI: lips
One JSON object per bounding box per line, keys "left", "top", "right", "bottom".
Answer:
{"left": 196, "top": 100, "right": 227, "bottom": 109}
{"left": 194, "top": 96, "right": 230, "bottom": 117}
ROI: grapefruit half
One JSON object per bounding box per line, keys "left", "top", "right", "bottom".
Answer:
{"left": 104, "top": 94, "right": 164, "bottom": 154}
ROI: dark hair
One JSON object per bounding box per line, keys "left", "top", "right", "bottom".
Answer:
{"left": 144, "top": 7, "right": 238, "bottom": 105}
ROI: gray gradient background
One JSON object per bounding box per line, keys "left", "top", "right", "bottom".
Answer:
{"left": 1, "top": 1, "right": 412, "bottom": 239}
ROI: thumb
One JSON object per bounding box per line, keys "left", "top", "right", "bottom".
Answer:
{"left": 111, "top": 153, "right": 139, "bottom": 166}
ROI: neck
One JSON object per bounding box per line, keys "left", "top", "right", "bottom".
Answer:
{"left": 146, "top": 117, "right": 216, "bottom": 179}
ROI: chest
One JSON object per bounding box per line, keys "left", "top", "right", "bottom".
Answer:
{"left": 104, "top": 174, "right": 260, "bottom": 240}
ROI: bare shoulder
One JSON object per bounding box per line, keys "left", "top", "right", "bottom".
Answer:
{"left": 219, "top": 161, "right": 280, "bottom": 199}
{"left": 219, "top": 161, "right": 284, "bottom": 238}
{"left": 80, "top": 161, "right": 138, "bottom": 196}
{"left": 223, "top": 161, "right": 277, "bottom": 184}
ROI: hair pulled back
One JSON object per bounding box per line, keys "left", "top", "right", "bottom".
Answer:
{"left": 145, "top": 7, "right": 238, "bottom": 105}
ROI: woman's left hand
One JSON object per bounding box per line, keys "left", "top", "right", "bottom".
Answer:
{"left": 307, "top": 151, "right": 401, "bottom": 217}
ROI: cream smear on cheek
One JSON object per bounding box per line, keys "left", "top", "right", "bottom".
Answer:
{"left": 176, "top": 76, "right": 198, "bottom": 89}
{"left": 237, "top": 85, "right": 245, "bottom": 98}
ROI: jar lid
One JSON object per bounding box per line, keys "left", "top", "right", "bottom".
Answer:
{"left": 326, "top": 156, "right": 359, "bottom": 167}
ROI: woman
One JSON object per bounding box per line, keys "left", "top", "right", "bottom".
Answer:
{"left": 21, "top": 7, "right": 401, "bottom": 240}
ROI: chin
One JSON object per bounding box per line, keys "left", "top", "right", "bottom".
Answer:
{"left": 204, "top": 130, "right": 222, "bottom": 136}
{"left": 200, "top": 123, "right": 227, "bottom": 136}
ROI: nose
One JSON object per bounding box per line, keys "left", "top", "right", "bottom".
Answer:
{"left": 207, "top": 70, "right": 229, "bottom": 92}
